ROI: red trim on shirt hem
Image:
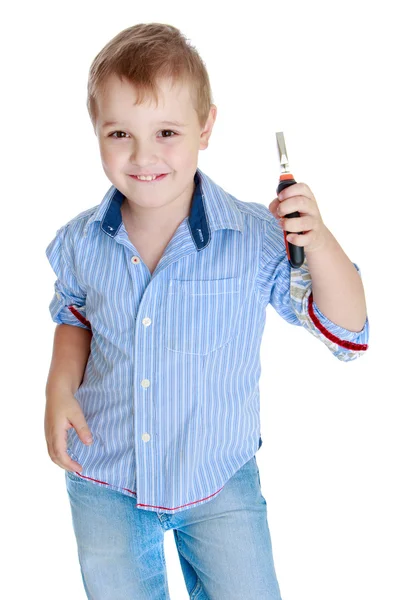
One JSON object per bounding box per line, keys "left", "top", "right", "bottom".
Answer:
{"left": 308, "top": 294, "right": 368, "bottom": 351}
{"left": 136, "top": 486, "right": 225, "bottom": 511}
{"left": 74, "top": 471, "right": 136, "bottom": 495}
{"left": 72, "top": 471, "right": 224, "bottom": 510}
{"left": 68, "top": 306, "right": 92, "bottom": 330}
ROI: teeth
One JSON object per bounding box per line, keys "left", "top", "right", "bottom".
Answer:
{"left": 136, "top": 174, "right": 158, "bottom": 181}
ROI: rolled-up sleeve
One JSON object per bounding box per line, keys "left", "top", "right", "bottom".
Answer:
{"left": 256, "top": 215, "right": 369, "bottom": 362}
{"left": 45, "top": 226, "right": 91, "bottom": 331}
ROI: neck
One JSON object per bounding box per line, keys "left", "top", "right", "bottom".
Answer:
{"left": 121, "top": 180, "right": 195, "bottom": 234}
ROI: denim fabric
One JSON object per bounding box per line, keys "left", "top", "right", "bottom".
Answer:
{"left": 65, "top": 455, "right": 283, "bottom": 599}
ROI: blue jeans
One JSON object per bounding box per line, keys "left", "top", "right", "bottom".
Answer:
{"left": 65, "top": 455, "right": 283, "bottom": 599}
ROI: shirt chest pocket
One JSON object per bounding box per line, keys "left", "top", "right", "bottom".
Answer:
{"left": 164, "top": 277, "right": 241, "bottom": 356}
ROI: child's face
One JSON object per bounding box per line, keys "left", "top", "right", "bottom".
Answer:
{"left": 94, "top": 74, "right": 216, "bottom": 210}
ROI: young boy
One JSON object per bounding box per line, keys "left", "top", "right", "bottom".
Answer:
{"left": 45, "top": 22, "right": 369, "bottom": 600}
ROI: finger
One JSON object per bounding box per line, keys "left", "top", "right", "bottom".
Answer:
{"left": 285, "top": 230, "right": 314, "bottom": 246}
{"left": 49, "top": 433, "right": 83, "bottom": 472}
{"left": 70, "top": 410, "right": 94, "bottom": 445}
{"left": 50, "top": 447, "right": 83, "bottom": 472}
{"left": 268, "top": 198, "right": 280, "bottom": 212}
{"left": 278, "top": 182, "right": 312, "bottom": 200}
{"left": 278, "top": 195, "right": 315, "bottom": 217}
{"left": 73, "top": 422, "right": 94, "bottom": 445}
{"left": 280, "top": 215, "right": 314, "bottom": 233}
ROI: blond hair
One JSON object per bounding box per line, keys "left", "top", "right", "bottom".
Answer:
{"left": 87, "top": 23, "right": 214, "bottom": 132}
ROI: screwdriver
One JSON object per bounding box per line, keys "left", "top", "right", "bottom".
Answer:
{"left": 275, "top": 132, "right": 305, "bottom": 268}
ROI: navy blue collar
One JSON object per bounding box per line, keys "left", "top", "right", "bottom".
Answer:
{"left": 83, "top": 167, "right": 244, "bottom": 250}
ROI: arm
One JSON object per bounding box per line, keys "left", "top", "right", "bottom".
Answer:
{"left": 273, "top": 183, "right": 368, "bottom": 332}
{"left": 305, "top": 226, "right": 368, "bottom": 332}
{"left": 265, "top": 187, "right": 369, "bottom": 361}
{"left": 44, "top": 324, "right": 93, "bottom": 472}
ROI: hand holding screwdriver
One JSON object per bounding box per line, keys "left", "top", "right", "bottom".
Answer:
{"left": 269, "top": 132, "right": 330, "bottom": 265}
{"left": 275, "top": 132, "right": 305, "bottom": 268}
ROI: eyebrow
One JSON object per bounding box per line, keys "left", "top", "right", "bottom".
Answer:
{"left": 101, "top": 119, "right": 187, "bottom": 128}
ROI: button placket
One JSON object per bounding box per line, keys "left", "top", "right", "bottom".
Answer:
{"left": 130, "top": 252, "right": 152, "bottom": 446}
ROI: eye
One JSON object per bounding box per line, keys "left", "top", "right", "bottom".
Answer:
{"left": 108, "top": 129, "right": 178, "bottom": 139}
{"left": 108, "top": 131, "right": 129, "bottom": 139}
{"left": 159, "top": 130, "right": 177, "bottom": 138}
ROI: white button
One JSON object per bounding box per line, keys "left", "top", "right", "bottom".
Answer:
{"left": 141, "top": 379, "right": 150, "bottom": 388}
{"left": 142, "top": 317, "right": 151, "bottom": 327}
{"left": 142, "top": 433, "right": 151, "bottom": 442}
{"left": 131, "top": 256, "right": 140, "bottom": 264}
{"left": 55, "top": 292, "right": 61, "bottom": 300}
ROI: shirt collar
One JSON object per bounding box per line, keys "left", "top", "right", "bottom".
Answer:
{"left": 82, "top": 167, "right": 244, "bottom": 250}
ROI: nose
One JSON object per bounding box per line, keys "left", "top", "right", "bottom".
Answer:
{"left": 130, "top": 139, "right": 158, "bottom": 166}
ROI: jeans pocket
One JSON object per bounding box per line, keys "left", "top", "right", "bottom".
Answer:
{"left": 65, "top": 470, "right": 85, "bottom": 483}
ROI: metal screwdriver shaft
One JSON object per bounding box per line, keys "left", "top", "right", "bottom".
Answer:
{"left": 276, "top": 132, "right": 305, "bottom": 268}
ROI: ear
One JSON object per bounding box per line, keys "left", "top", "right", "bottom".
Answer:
{"left": 200, "top": 105, "right": 217, "bottom": 150}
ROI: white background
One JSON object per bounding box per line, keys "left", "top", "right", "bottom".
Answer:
{"left": 1, "top": 0, "right": 414, "bottom": 598}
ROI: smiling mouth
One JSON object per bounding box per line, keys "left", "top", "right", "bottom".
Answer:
{"left": 129, "top": 173, "right": 169, "bottom": 182}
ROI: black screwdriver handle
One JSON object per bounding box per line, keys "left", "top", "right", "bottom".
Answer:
{"left": 277, "top": 177, "right": 305, "bottom": 268}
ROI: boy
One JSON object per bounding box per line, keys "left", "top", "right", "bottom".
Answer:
{"left": 45, "top": 22, "right": 369, "bottom": 600}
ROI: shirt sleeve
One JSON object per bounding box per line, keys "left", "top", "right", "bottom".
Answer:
{"left": 45, "top": 226, "right": 92, "bottom": 331}
{"left": 256, "top": 215, "right": 369, "bottom": 362}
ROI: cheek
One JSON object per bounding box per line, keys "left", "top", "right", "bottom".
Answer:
{"left": 166, "top": 138, "right": 197, "bottom": 162}
{"left": 99, "top": 144, "right": 123, "bottom": 169}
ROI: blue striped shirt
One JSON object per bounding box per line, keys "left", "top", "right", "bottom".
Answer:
{"left": 46, "top": 167, "right": 369, "bottom": 514}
